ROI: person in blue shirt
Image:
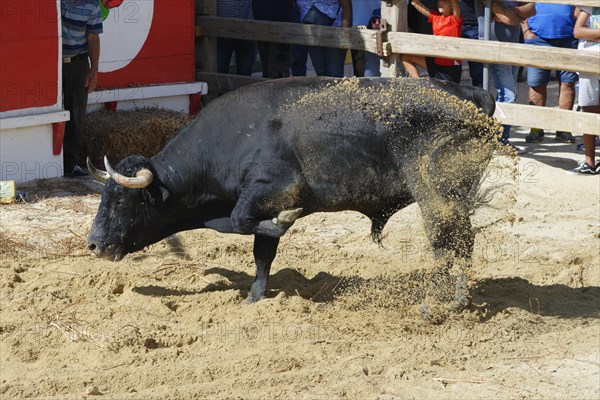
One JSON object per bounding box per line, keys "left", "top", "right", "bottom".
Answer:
{"left": 522, "top": 4, "right": 579, "bottom": 144}
{"left": 479, "top": 0, "right": 536, "bottom": 155}
{"left": 297, "top": 0, "right": 352, "bottom": 77}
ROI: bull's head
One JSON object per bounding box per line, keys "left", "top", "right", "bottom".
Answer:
{"left": 87, "top": 155, "right": 171, "bottom": 261}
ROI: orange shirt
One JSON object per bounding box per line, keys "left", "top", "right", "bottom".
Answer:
{"left": 428, "top": 12, "right": 463, "bottom": 66}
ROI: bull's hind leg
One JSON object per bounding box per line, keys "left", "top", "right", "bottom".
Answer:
{"left": 245, "top": 235, "right": 280, "bottom": 303}
{"left": 418, "top": 202, "right": 474, "bottom": 323}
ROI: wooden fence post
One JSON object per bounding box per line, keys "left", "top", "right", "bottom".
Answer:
{"left": 196, "top": 0, "right": 218, "bottom": 102}
{"left": 196, "top": 1, "right": 218, "bottom": 76}
{"left": 380, "top": 0, "right": 408, "bottom": 77}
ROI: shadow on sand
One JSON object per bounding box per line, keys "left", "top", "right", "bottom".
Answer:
{"left": 132, "top": 268, "right": 599, "bottom": 320}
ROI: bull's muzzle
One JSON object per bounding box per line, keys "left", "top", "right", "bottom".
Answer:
{"left": 87, "top": 240, "right": 125, "bottom": 261}
{"left": 88, "top": 241, "right": 101, "bottom": 256}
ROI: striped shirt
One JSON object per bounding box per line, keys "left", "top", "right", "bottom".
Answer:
{"left": 61, "top": 0, "right": 103, "bottom": 57}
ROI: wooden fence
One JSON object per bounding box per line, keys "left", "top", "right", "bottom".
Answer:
{"left": 196, "top": 0, "right": 600, "bottom": 135}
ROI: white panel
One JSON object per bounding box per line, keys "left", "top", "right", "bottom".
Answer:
{"left": 98, "top": 0, "right": 155, "bottom": 73}
{"left": 87, "top": 82, "right": 208, "bottom": 105}
{"left": 0, "top": 125, "right": 63, "bottom": 183}
{"left": 117, "top": 95, "right": 189, "bottom": 113}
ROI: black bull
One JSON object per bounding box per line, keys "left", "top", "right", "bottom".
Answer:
{"left": 87, "top": 77, "right": 500, "bottom": 317}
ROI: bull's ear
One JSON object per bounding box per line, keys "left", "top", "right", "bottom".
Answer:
{"left": 142, "top": 183, "right": 170, "bottom": 206}
{"left": 157, "top": 185, "right": 170, "bottom": 203}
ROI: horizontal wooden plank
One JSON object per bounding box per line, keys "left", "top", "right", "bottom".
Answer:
{"left": 196, "top": 72, "right": 265, "bottom": 95}
{"left": 88, "top": 83, "right": 208, "bottom": 105}
{"left": 495, "top": 103, "right": 600, "bottom": 136}
{"left": 513, "top": 0, "right": 597, "bottom": 6}
{"left": 197, "top": 17, "right": 600, "bottom": 76}
{"left": 198, "top": 16, "right": 379, "bottom": 50}
{"left": 0, "top": 110, "right": 70, "bottom": 130}
{"left": 386, "top": 32, "right": 600, "bottom": 76}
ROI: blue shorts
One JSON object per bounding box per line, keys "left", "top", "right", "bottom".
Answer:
{"left": 524, "top": 36, "right": 578, "bottom": 87}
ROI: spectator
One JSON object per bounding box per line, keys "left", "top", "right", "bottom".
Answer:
{"left": 571, "top": 6, "right": 599, "bottom": 174}
{"left": 217, "top": 0, "right": 256, "bottom": 75}
{"left": 351, "top": 0, "right": 381, "bottom": 77}
{"left": 355, "top": 5, "right": 383, "bottom": 77}
{"left": 522, "top": 4, "right": 579, "bottom": 144}
{"left": 401, "top": 0, "right": 464, "bottom": 84}
{"left": 61, "top": 0, "right": 103, "bottom": 177}
{"left": 480, "top": 0, "right": 536, "bottom": 155}
{"left": 291, "top": 0, "right": 309, "bottom": 76}
{"left": 252, "top": 0, "right": 295, "bottom": 78}
{"left": 297, "top": 0, "right": 352, "bottom": 77}
{"left": 459, "top": 0, "right": 483, "bottom": 86}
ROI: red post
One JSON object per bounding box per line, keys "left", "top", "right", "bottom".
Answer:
{"left": 189, "top": 93, "right": 201, "bottom": 115}
{"left": 105, "top": 101, "right": 118, "bottom": 111}
{"left": 52, "top": 121, "right": 65, "bottom": 155}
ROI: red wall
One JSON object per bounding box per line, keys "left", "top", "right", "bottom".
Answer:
{"left": 0, "top": 0, "right": 59, "bottom": 112}
{"left": 0, "top": 0, "right": 195, "bottom": 112}
{"left": 98, "top": 0, "right": 195, "bottom": 89}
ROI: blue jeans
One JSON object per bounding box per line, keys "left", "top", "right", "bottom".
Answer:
{"left": 291, "top": 44, "right": 308, "bottom": 76}
{"left": 364, "top": 52, "right": 381, "bottom": 77}
{"left": 490, "top": 63, "right": 518, "bottom": 139}
{"left": 308, "top": 46, "right": 346, "bottom": 77}
{"left": 525, "top": 36, "right": 578, "bottom": 87}
{"left": 462, "top": 25, "right": 483, "bottom": 87}
{"left": 217, "top": 37, "right": 256, "bottom": 76}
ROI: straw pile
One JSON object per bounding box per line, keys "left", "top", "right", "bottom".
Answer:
{"left": 83, "top": 108, "right": 193, "bottom": 166}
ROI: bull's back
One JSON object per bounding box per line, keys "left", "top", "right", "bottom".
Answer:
{"left": 163, "top": 77, "right": 497, "bottom": 212}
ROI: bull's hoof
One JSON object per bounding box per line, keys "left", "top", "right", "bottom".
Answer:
{"left": 256, "top": 220, "right": 290, "bottom": 238}
{"left": 243, "top": 295, "right": 265, "bottom": 304}
{"left": 272, "top": 208, "right": 303, "bottom": 225}
{"left": 420, "top": 298, "right": 468, "bottom": 324}
{"left": 420, "top": 269, "right": 470, "bottom": 324}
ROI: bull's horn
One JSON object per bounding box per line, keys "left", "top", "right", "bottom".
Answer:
{"left": 86, "top": 157, "right": 109, "bottom": 182}
{"left": 103, "top": 155, "right": 154, "bottom": 189}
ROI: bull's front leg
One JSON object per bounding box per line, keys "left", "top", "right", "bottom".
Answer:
{"left": 245, "top": 235, "right": 280, "bottom": 303}
{"left": 420, "top": 207, "right": 474, "bottom": 324}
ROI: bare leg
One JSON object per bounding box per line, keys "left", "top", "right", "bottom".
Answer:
{"left": 401, "top": 55, "right": 426, "bottom": 78}
{"left": 528, "top": 84, "right": 547, "bottom": 106}
{"left": 558, "top": 82, "right": 575, "bottom": 111}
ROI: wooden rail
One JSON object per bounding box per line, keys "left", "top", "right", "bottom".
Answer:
{"left": 197, "top": 17, "right": 599, "bottom": 76}
{"left": 513, "top": 0, "right": 598, "bottom": 5}
{"left": 196, "top": 16, "right": 600, "bottom": 134}
{"left": 495, "top": 103, "right": 599, "bottom": 135}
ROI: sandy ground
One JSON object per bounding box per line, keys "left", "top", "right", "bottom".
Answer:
{"left": 0, "top": 123, "right": 598, "bottom": 400}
